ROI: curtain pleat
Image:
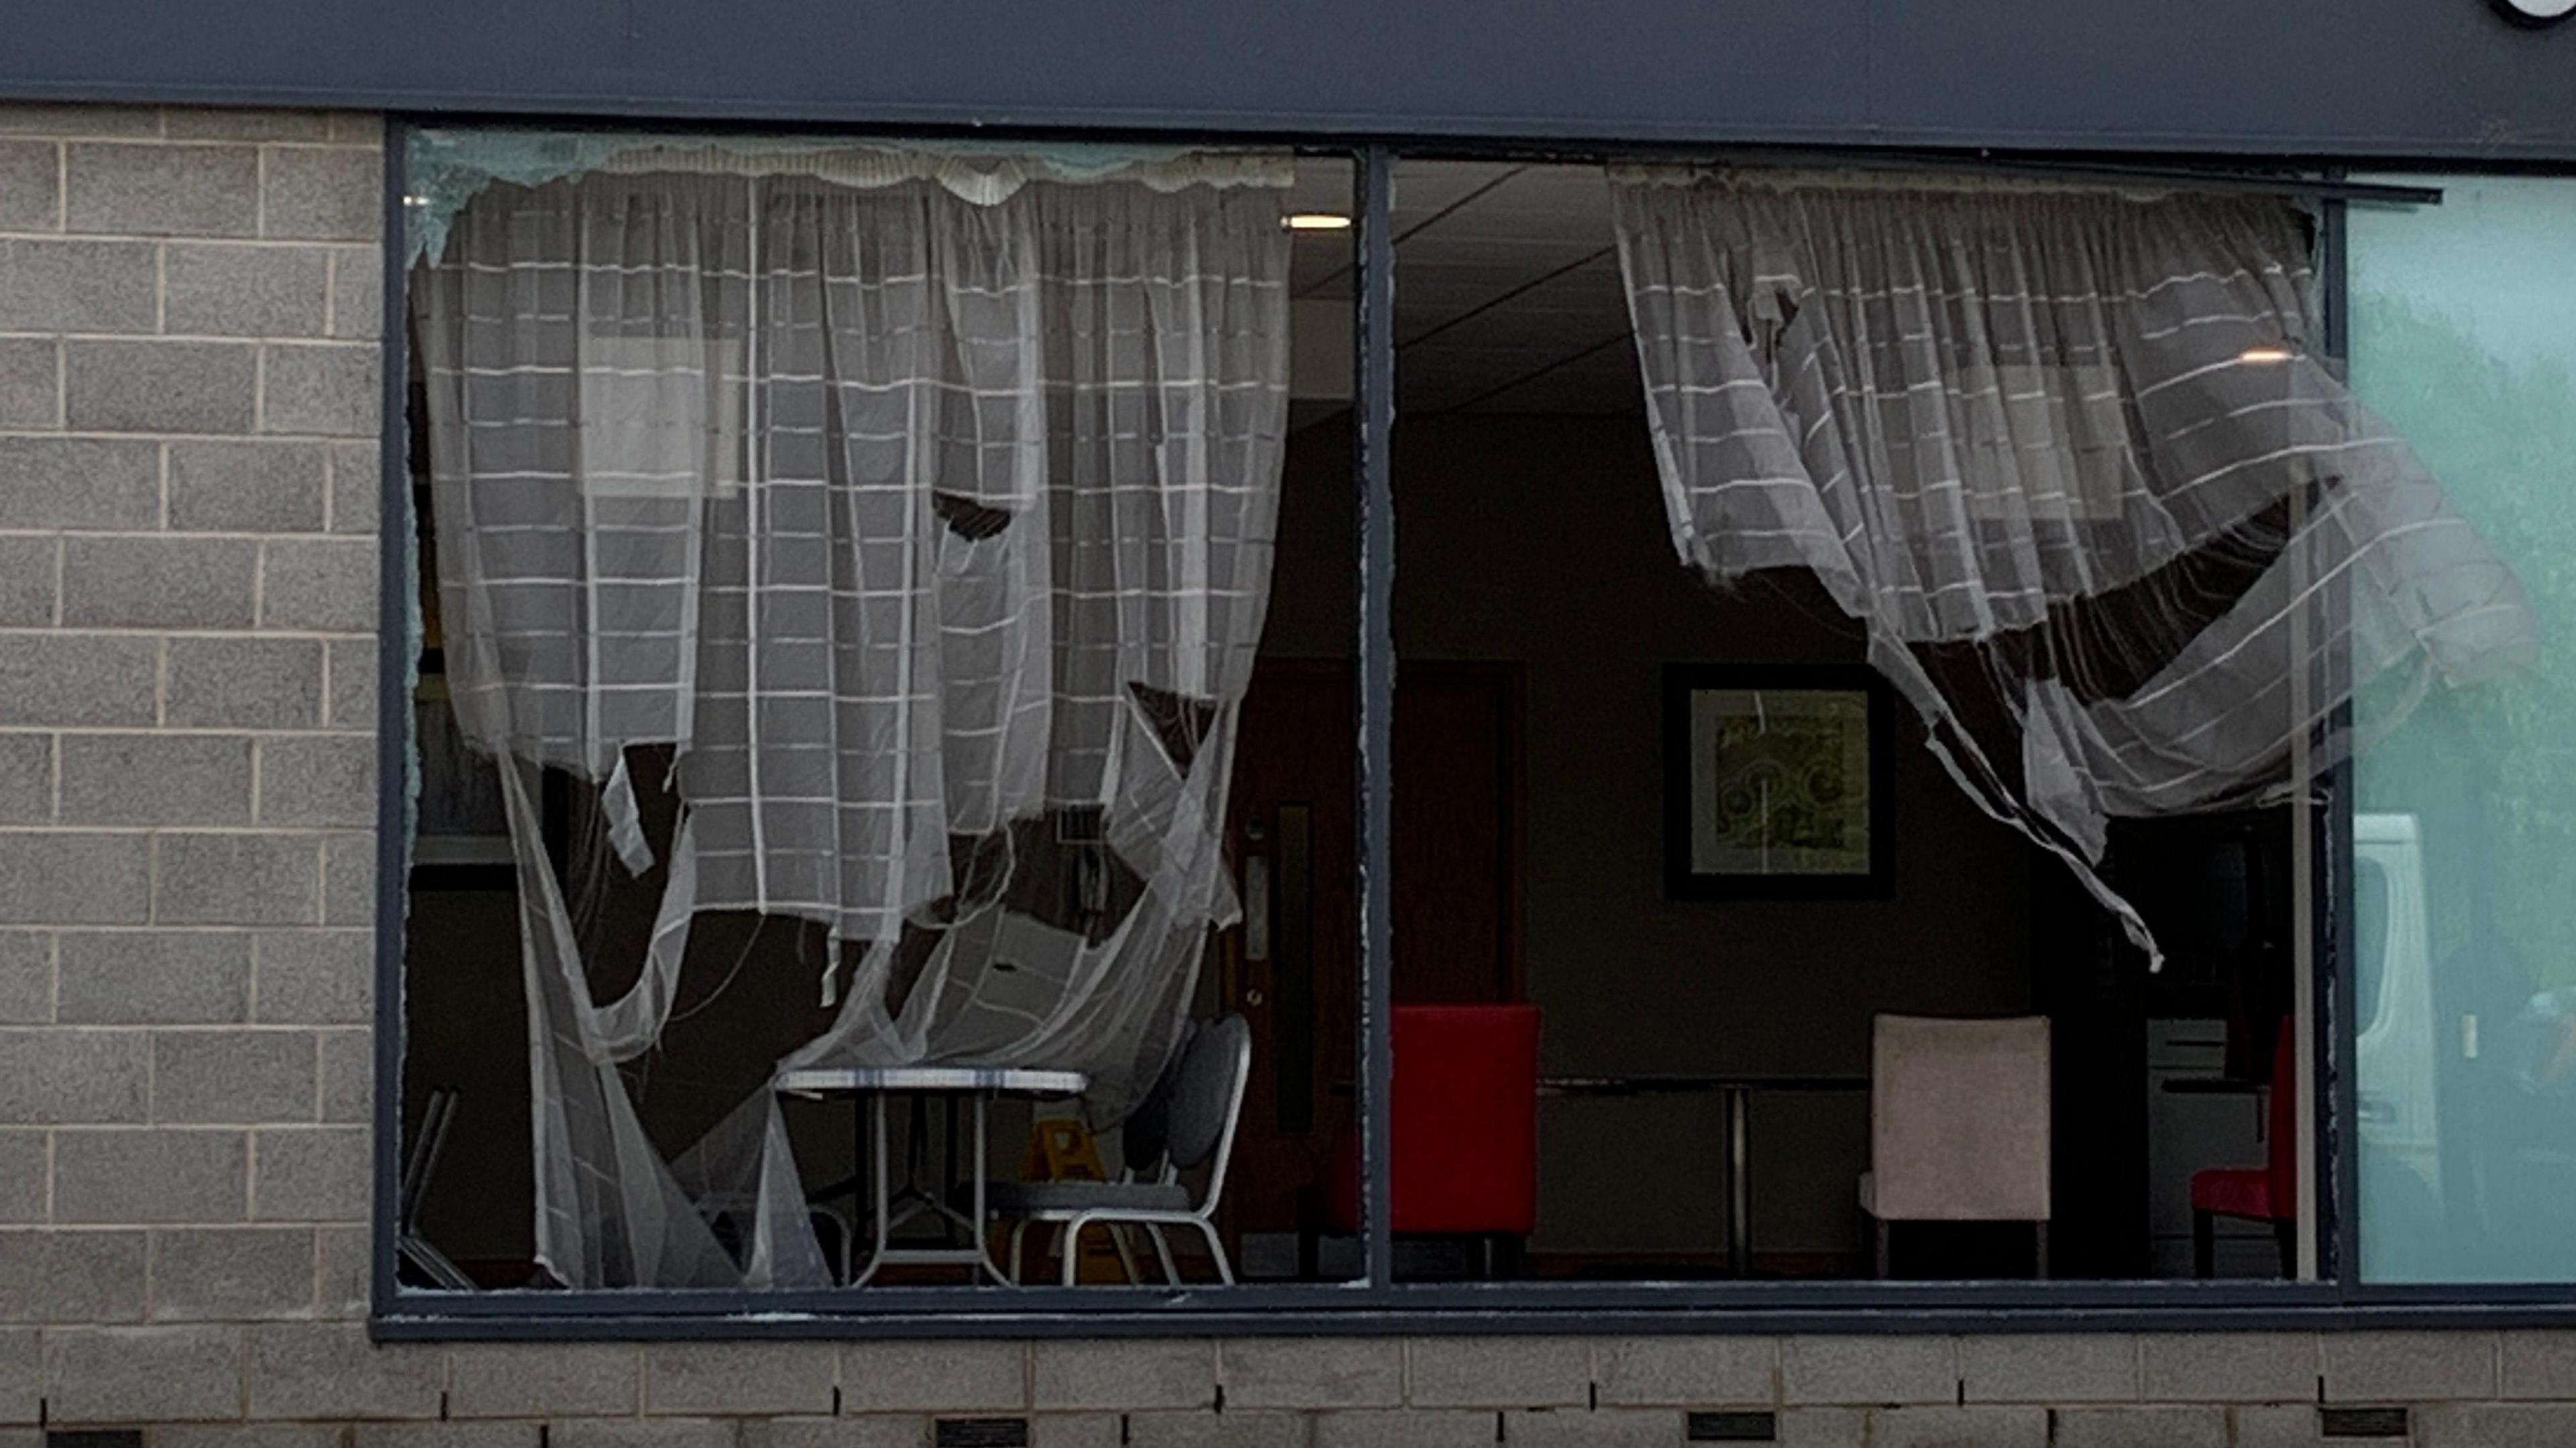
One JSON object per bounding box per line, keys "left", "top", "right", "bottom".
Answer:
{"left": 1613, "top": 170, "right": 2537, "bottom": 959}
{"left": 414, "top": 164, "right": 1289, "bottom": 1288}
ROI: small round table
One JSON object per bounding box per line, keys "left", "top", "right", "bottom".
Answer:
{"left": 777, "top": 1065, "right": 1089, "bottom": 1286}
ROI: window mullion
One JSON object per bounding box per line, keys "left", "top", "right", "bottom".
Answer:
{"left": 1352, "top": 144, "right": 1398, "bottom": 1294}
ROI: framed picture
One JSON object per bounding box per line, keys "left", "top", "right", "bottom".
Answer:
{"left": 1662, "top": 663, "right": 1894, "bottom": 899}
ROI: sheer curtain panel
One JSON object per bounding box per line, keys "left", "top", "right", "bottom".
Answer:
{"left": 1613, "top": 171, "right": 2536, "bottom": 958}
{"left": 413, "top": 149, "right": 1291, "bottom": 1288}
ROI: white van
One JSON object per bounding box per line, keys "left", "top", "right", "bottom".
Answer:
{"left": 2354, "top": 812, "right": 2445, "bottom": 1243}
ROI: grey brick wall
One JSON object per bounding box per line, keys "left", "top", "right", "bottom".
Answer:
{"left": 0, "top": 99, "right": 2565, "bottom": 1448}
{"left": 0, "top": 101, "right": 389, "bottom": 1418}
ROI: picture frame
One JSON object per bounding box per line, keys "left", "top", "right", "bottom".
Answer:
{"left": 1662, "top": 662, "right": 1894, "bottom": 900}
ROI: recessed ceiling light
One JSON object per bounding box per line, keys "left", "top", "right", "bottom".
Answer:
{"left": 2238, "top": 344, "right": 2298, "bottom": 364}
{"left": 1283, "top": 213, "right": 1353, "bottom": 232}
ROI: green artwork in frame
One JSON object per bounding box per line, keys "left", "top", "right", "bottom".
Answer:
{"left": 1663, "top": 663, "right": 1894, "bottom": 899}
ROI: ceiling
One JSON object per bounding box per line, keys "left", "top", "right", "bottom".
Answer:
{"left": 1287, "top": 159, "right": 1640, "bottom": 416}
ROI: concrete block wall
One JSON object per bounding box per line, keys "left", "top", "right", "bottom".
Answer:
{"left": 0, "top": 97, "right": 2569, "bottom": 1448}
{"left": 0, "top": 100, "right": 383, "bottom": 1419}
{"left": 9, "top": 1329, "right": 2575, "bottom": 1445}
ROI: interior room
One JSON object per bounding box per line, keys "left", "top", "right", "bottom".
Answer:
{"left": 1232, "top": 158, "right": 2310, "bottom": 1283}
{"left": 395, "top": 142, "right": 2379, "bottom": 1294}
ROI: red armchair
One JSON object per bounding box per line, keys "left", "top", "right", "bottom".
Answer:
{"left": 1316, "top": 1003, "right": 1540, "bottom": 1274}
{"left": 2190, "top": 1017, "right": 2298, "bottom": 1277}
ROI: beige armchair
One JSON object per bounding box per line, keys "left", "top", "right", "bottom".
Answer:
{"left": 1858, "top": 1013, "right": 2052, "bottom": 1277}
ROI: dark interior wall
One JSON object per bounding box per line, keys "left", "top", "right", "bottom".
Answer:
{"left": 1271, "top": 413, "right": 2037, "bottom": 1255}
{"left": 402, "top": 889, "right": 530, "bottom": 1262}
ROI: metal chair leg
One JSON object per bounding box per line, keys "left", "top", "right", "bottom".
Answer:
{"left": 1147, "top": 1223, "right": 1181, "bottom": 1284}
{"left": 1112, "top": 1225, "right": 1142, "bottom": 1285}
{"left": 1191, "top": 1219, "right": 1236, "bottom": 1286}
{"left": 1007, "top": 1220, "right": 1028, "bottom": 1284}
{"left": 1061, "top": 1217, "right": 1101, "bottom": 1287}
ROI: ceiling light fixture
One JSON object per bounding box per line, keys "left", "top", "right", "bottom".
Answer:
{"left": 2237, "top": 344, "right": 2298, "bottom": 364}
{"left": 1282, "top": 213, "right": 1353, "bottom": 232}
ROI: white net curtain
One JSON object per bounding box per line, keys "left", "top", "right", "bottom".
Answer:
{"left": 418, "top": 145, "right": 2538, "bottom": 1290}
{"left": 412, "top": 140, "right": 1291, "bottom": 1288}
{"left": 1612, "top": 170, "right": 2538, "bottom": 959}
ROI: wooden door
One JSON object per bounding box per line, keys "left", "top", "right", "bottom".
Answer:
{"left": 1391, "top": 665, "right": 1522, "bottom": 1003}
{"left": 1215, "top": 659, "right": 1523, "bottom": 1244}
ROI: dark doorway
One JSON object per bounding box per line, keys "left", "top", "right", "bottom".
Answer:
{"left": 1216, "top": 659, "right": 1525, "bottom": 1246}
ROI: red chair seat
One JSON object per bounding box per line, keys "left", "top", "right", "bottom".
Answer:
{"left": 2192, "top": 1017, "right": 2298, "bottom": 1228}
{"left": 1322, "top": 1003, "right": 1540, "bottom": 1237}
{"left": 2189, "top": 1165, "right": 2276, "bottom": 1222}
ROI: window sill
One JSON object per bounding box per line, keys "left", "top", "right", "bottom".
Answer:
{"left": 370, "top": 1278, "right": 2576, "bottom": 1339}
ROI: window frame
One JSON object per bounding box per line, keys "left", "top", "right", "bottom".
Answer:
{"left": 370, "top": 121, "right": 2567, "bottom": 1337}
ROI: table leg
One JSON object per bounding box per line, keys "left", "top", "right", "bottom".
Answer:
{"left": 851, "top": 1093, "right": 893, "bottom": 1287}
{"left": 843, "top": 1091, "right": 865, "bottom": 1282}
{"left": 1726, "top": 1085, "right": 1752, "bottom": 1278}
{"left": 908, "top": 1095, "right": 984, "bottom": 1246}
{"left": 885, "top": 1096, "right": 934, "bottom": 1235}
{"left": 943, "top": 1095, "right": 962, "bottom": 1247}
{"left": 972, "top": 1091, "right": 1008, "bottom": 1286}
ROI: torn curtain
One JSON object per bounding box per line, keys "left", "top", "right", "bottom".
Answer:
{"left": 1613, "top": 170, "right": 2536, "bottom": 960}
{"left": 413, "top": 148, "right": 1291, "bottom": 1287}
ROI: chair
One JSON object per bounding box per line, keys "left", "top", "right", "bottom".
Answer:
{"left": 1860, "top": 1014, "right": 2052, "bottom": 1278}
{"left": 396, "top": 1086, "right": 477, "bottom": 1290}
{"left": 987, "top": 1014, "right": 1250, "bottom": 1286}
{"left": 1316, "top": 1003, "right": 1542, "bottom": 1276}
{"left": 2190, "top": 1017, "right": 2298, "bottom": 1278}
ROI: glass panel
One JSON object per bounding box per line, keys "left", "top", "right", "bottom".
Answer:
{"left": 2349, "top": 176, "right": 2576, "bottom": 1283}
{"left": 396, "top": 132, "right": 1362, "bottom": 1294}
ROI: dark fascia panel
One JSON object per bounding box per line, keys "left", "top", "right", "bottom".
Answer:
{"left": 5, "top": 0, "right": 2576, "bottom": 161}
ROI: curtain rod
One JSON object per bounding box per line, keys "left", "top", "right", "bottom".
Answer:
{"left": 1680, "top": 153, "right": 2442, "bottom": 205}
{"left": 1858, "top": 160, "right": 2443, "bottom": 206}
{"left": 1407, "top": 141, "right": 2444, "bottom": 205}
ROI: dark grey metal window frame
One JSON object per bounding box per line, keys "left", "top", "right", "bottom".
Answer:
{"left": 370, "top": 119, "right": 2573, "bottom": 1339}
